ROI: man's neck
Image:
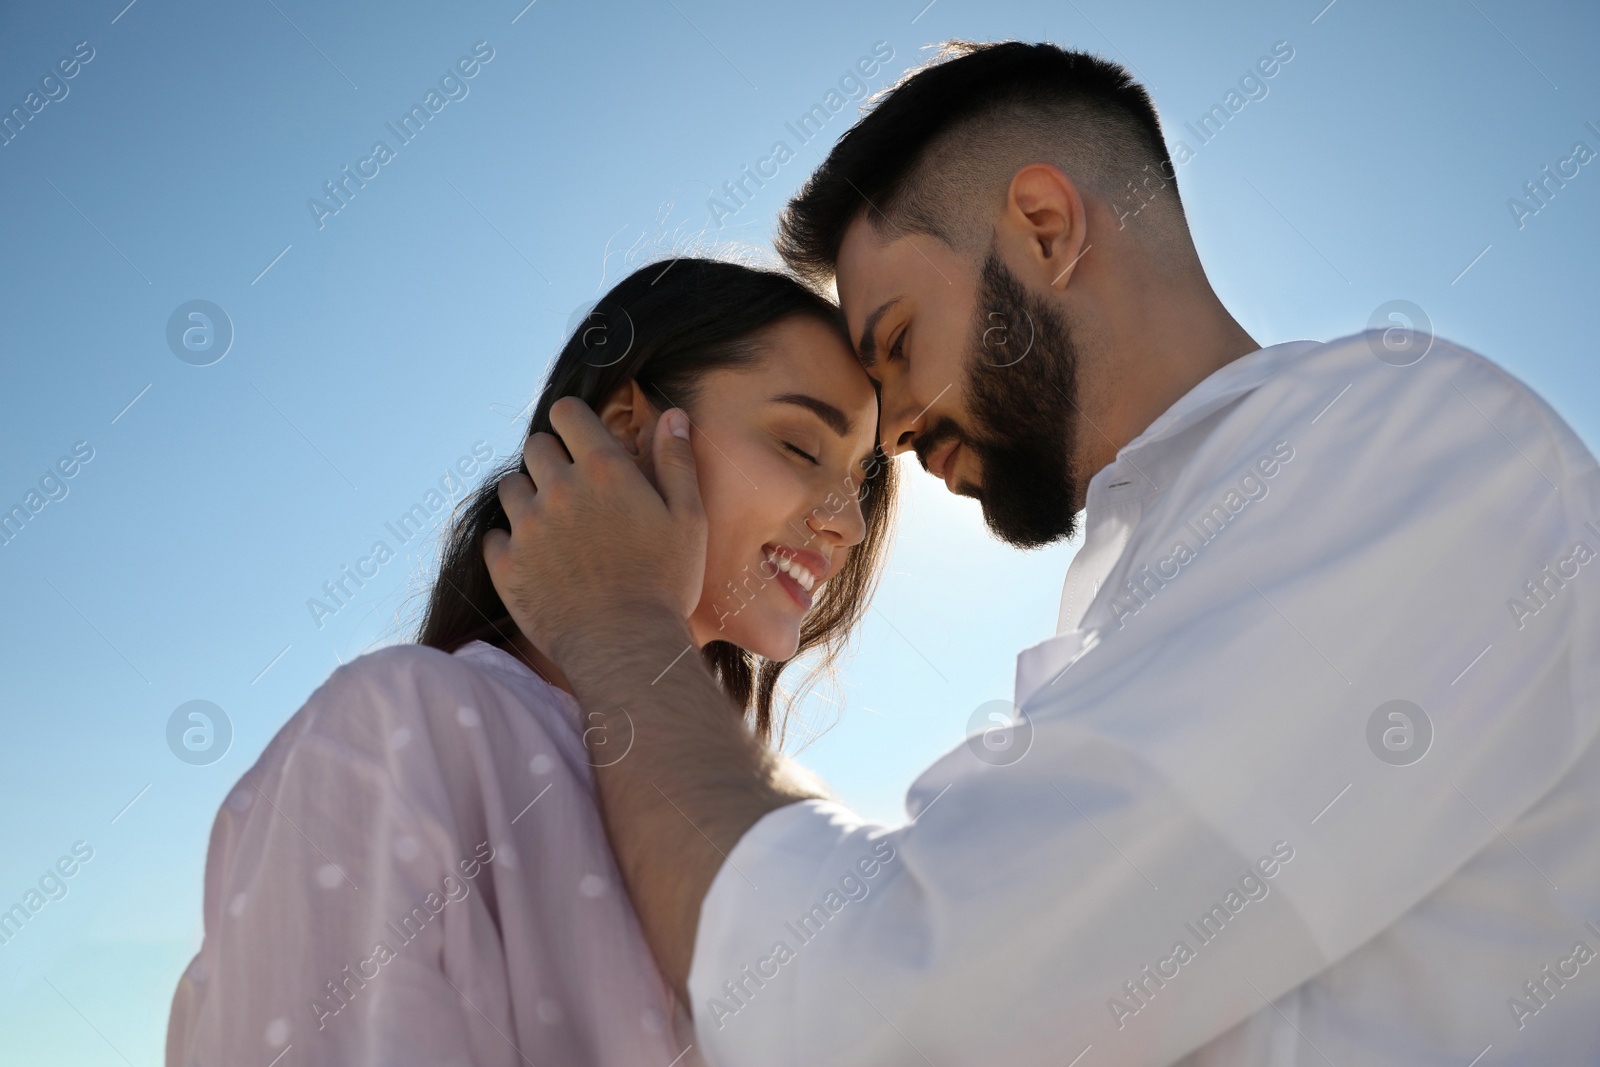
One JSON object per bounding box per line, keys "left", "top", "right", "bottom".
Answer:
{"left": 1073, "top": 281, "right": 1259, "bottom": 495}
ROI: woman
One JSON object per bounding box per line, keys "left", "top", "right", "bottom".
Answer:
{"left": 165, "top": 258, "right": 897, "bottom": 1067}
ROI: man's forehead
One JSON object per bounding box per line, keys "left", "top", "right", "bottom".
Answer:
{"left": 835, "top": 216, "right": 902, "bottom": 335}
{"left": 835, "top": 214, "right": 884, "bottom": 288}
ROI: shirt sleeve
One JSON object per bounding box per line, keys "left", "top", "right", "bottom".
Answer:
{"left": 166, "top": 649, "right": 519, "bottom": 1067}
{"left": 686, "top": 337, "right": 1600, "bottom": 1066}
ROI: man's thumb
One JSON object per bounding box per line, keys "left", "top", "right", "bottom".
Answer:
{"left": 654, "top": 409, "right": 703, "bottom": 522}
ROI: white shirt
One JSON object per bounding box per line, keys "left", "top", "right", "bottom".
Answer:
{"left": 167, "top": 639, "right": 705, "bottom": 1067}
{"left": 687, "top": 333, "right": 1600, "bottom": 1066}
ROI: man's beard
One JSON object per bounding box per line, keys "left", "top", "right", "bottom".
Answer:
{"left": 917, "top": 250, "right": 1082, "bottom": 548}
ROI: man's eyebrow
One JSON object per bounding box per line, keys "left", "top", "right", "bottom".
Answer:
{"left": 770, "top": 393, "right": 853, "bottom": 438}
{"left": 856, "top": 298, "right": 900, "bottom": 368}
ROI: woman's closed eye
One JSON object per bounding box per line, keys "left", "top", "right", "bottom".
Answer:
{"left": 784, "top": 442, "right": 821, "bottom": 465}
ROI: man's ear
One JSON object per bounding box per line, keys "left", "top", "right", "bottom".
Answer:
{"left": 1002, "top": 163, "right": 1088, "bottom": 290}
{"left": 594, "top": 378, "right": 662, "bottom": 465}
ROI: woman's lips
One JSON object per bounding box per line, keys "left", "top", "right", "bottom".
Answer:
{"left": 762, "top": 543, "right": 828, "bottom": 610}
{"left": 774, "top": 567, "right": 812, "bottom": 610}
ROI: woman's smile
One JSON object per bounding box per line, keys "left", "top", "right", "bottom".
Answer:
{"left": 762, "top": 542, "right": 831, "bottom": 609}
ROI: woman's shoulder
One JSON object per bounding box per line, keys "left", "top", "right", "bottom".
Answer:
{"left": 294, "top": 644, "right": 478, "bottom": 749}
{"left": 323, "top": 640, "right": 493, "bottom": 698}
{"left": 332, "top": 638, "right": 569, "bottom": 709}
{"left": 251, "top": 641, "right": 579, "bottom": 777}
{"left": 213, "top": 642, "right": 589, "bottom": 849}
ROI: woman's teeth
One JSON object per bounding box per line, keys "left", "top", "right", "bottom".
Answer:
{"left": 765, "top": 550, "right": 818, "bottom": 592}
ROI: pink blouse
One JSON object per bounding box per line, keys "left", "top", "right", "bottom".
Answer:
{"left": 166, "top": 639, "right": 704, "bottom": 1067}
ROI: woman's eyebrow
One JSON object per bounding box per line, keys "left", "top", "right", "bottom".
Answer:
{"left": 770, "top": 393, "right": 853, "bottom": 437}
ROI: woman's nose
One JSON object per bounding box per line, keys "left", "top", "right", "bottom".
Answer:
{"left": 808, "top": 488, "right": 867, "bottom": 549}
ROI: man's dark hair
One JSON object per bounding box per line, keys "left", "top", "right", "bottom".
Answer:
{"left": 777, "top": 41, "right": 1187, "bottom": 282}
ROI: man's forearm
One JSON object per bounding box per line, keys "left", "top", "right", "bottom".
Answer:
{"left": 550, "top": 607, "right": 821, "bottom": 996}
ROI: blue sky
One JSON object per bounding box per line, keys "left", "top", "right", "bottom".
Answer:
{"left": 1, "top": 0, "right": 1595, "bottom": 1061}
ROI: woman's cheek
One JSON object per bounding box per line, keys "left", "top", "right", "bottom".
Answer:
{"left": 696, "top": 525, "right": 740, "bottom": 609}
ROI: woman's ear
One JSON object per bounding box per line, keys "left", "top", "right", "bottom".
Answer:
{"left": 594, "top": 378, "right": 662, "bottom": 466}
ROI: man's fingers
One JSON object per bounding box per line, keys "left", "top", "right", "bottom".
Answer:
{"left": 496, "top": 470, "right": 538, "bottom": 527}
{"left": 653, "top": 409, "right": 705, "bottom": 525}
{"left": 523, "top": 431, "right": 570, "bottom": 486}
{"left": 547, "top": 395, "right": 618, "bottom": 464}
{"left": 481, "top": 526, "right": 512, "bottom": 580}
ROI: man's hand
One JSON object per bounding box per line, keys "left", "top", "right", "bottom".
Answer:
{"left": 482, "top": 395, "right": 819, "bottom": 998}
{"left": 482, "top": 396, "right": 706, "bottom": 660}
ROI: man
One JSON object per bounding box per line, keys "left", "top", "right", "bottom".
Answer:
{"left": 484, "top": 41, "right": 1600, "bottom": 1065}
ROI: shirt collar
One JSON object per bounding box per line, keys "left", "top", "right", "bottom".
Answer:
{"left": 1117, "top": 339, "right": 1325, "bottom": 460}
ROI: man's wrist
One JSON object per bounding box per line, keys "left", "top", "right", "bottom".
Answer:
{"left": 543, "top": 596, "right": 688, "bottom": 679}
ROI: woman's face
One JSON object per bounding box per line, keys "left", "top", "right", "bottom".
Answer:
{"left": 603, "top": 314, "right": 881, "bottom": 661}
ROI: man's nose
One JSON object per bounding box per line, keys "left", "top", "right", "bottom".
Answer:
{"left": 877, "top": 379, "right": 924, "bottom": 457}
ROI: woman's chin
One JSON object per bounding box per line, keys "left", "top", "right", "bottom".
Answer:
{"left": 731, "top": 623, "right": 800, "bottom": 662}
{"left": 758, "top": 629, "right": 802, "bottom": 663}
{"left": 697, "top": 615, "right": 801, "bottom": 662}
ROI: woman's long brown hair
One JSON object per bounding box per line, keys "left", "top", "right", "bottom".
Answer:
{"left": 416, "top": 257, "right": 898, "bottom": 744}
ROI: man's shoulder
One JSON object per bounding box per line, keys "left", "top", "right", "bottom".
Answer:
{"left": 1261, "top": 331, "right": 1505, "bottom": 419}
{"left": 1117, "top": 329, "right": 1599, "bottom": 608}
{"left": 1229, "top": 331, "right": 1596, "bottom": 490}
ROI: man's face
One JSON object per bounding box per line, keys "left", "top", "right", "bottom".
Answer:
{"left": 835, "top": 214, "right": 1082, "bottom": 547}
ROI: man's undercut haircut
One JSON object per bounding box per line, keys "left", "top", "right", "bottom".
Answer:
{"left": 777, "top": 40, "right": 1190, "bottom": 282}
